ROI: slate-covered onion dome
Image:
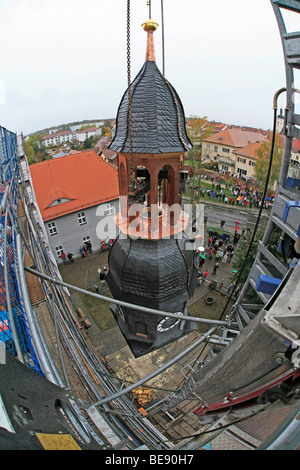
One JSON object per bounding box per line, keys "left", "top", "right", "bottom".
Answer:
{"left": 109, "top": 21, "right": 192, "bottom": 154}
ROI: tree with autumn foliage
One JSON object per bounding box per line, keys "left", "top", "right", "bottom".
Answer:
{"left": 254, "top": 133, "right": 283, "bottom": 191}
{"left": 186, "top": 115, "right": 214, "bottom": 164}
{"left": 185, "top": 116, "right": 214, "bottom": 200}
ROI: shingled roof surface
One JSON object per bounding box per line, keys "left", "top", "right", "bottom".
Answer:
{"left": 109, "top": 61, "right": 192, "bottom": 154}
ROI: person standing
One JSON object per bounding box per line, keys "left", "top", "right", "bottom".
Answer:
{"left": 67, "top": 253, "right": 75, "bottom": 263}
{"left": 222, "top": 251, "right": 228, "bottom": 263}
{"left": 227, "top": 282, "right": 233, "bottom": 293}
{"left": 212, "top": 262, "right": 219, "bottom": 275}
{"left": 99, "top": 266, "right": 107, "bottom": 283}
{"left": 85, "top": 240, "right": 92, "bottom": 254}
{"left": 80, "top": 247, "right": 85, "bottom": 257}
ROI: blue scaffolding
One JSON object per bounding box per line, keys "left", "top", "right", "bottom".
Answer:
{"left": 0, "top": 126, "right": 42, "bottom": 374}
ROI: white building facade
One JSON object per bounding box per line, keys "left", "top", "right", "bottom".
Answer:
{"left": 41, "top": 126, "right": 103, "bottom": 147}
{"left": 42, "top": 131, "right": 76, "bottom": 147}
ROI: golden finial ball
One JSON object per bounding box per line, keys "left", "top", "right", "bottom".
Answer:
{"left": 142, "top": 19, "right": 159, "bottom": 31}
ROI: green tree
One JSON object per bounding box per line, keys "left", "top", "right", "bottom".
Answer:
{"left": 79, "top": 124, "right": 95, "bottom": 130}
{"left": 232, "top": 229, "right": 263, "bottom": 285}
{"left": 232, "top": 223, "right": 283, "bottom": 301}
{"left": 24, "top": 140, "right": 34, "bottom": 164}
{"left": 28, "top": 135, "right": 39, "bottom": 153}
{"left": 254, "top": 134, "right": 283, "bottom": 191}
{"left": 83, "top": 136, "right": 95, "bottom": 149}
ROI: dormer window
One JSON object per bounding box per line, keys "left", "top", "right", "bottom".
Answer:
{"left": 48, "top": 197, "right": 72, "bottom": 208}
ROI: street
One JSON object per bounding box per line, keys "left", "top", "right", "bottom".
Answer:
{"left": 201, "top": 201, "right": 269, "bottom": 232}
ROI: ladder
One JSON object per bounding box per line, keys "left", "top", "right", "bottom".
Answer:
{"left": 232, "top": 0, "right": 300, "bottom": 324}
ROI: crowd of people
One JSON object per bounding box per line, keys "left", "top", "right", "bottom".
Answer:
{"left": 195, "top": 223, "right": 246, "bottom": 296}
{"left": 188, "top": 175, "right": 274, "bottom": 210}
{"left": 79, "top": 240, "right": 93, "bottom": 257}
{"left": 60, "top": 239, "right": 117, "bottom": 264}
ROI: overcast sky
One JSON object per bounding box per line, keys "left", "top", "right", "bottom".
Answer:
{"left": 0, "top": 0, "right": 299, "bottom": 136}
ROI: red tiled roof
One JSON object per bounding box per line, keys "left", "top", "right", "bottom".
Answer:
{"left": 292, "top": 138, "right": 300, "bottom": 153}
{"left": 233, "top": 140, "right": 267, "bottom": 159}
{"left": 203, "top": 128, "right": 267, "bottom": 148}
{"left": 30, "top": 150, "right": 119, "bottom": 221}
{"left": 277, "top": 133, "right": 300, "bottom": 153}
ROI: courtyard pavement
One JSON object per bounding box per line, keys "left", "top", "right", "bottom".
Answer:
{"left": 56, "top": 215, "right": 293, "bottom": 450}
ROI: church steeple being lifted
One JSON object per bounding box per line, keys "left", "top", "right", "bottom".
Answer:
{"left": 106, "top": 19, "right": 198, "bottom": 358}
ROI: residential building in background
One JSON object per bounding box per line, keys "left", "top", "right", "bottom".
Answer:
{"left": 233, "top": 141, "right": 264, "bottom": 179}
{"left": 75, "top": 126, "right": 102, "bottom": 143}
{"left": 42, "top": 130, "right": 76, "bottom": 147}
{"left": 41, "top": 125, "right": 103, "bottom": 147}
{"left": 202, "top": 127, "right": 268, "bottom": 176}
{"left": 29, "top": 150, "right": 119, "bottom": 262}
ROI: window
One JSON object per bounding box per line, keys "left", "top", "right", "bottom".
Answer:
{"left": 77, "top": 212, "right": 87, "bottom": 225}
{"left": 214, "top": 146, "right": 218, "bottom": 152}
{"left": 55, "top": 246, "right": 63, "bottom": 256}
{"left": 222, "top": 148, "right": 230, "bottom": 154}
{"left": 82, "top": 235, "right": 90, "bottom": 244}
{"left": 106, "top": 204, "right": 115, "bottom": 217}
{"left": 206, "top": 144, "right": 211, "bottom": 149}
{"left": 48, "top": 222, "right": 58, "bottom": 235}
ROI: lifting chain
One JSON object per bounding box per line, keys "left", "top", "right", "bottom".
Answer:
{"left": 127, "top": 0, "right": 136, "bottom": 192}
{"left": 161, "top": 0, "right": 165, "bottom": 76}
{"left": 126, "top": 0, "right": 165, "bottom": 190}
